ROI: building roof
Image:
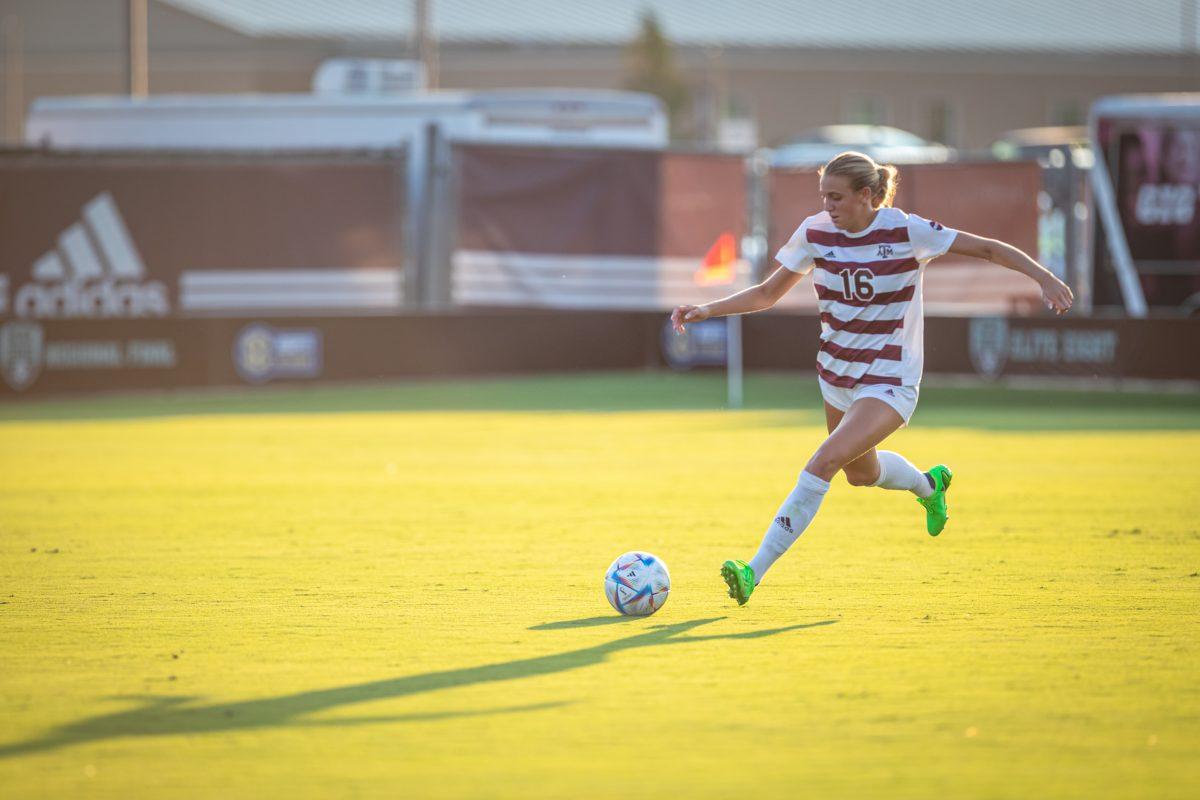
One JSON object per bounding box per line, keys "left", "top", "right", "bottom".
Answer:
{"left": 160, "top": 0, "right": 1200, "bottom": 53}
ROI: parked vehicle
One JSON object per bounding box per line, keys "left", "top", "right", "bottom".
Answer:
{"left": 26, "top": 88, "right": 667, "bottom": 152}
{"left": 991, "top": 126, "right": 1090, "bottom": 164}
{"left": 768, "top": 124, "right": 953, "bottom": 167}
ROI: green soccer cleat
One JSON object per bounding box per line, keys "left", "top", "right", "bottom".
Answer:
{"left": 721, "top": 559, "right": 756, "bottom": 605}
{"left": 916, "top": 464, "right": 954, "bottom": 537}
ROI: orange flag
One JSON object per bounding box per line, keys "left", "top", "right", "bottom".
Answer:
{"left": 694, "top": 232, "right": 737, "bottom": 286}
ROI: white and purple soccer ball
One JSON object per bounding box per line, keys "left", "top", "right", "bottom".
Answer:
{"left": 604, "top": 551, "right": 671, "bottom": 616}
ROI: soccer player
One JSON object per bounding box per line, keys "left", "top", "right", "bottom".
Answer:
{"left": 670, "top": 151, "right": 1074, "bottom": 605}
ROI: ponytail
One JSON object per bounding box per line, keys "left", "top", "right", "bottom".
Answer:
{"left": 820, "top": 151, "right": 900, "bottom": 209}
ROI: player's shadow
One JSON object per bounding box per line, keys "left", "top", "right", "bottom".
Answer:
{"left": 0, "top": 616, "right": 835, "bottom": 760}
{"left": 528, "top": 615, "right": 640, "bottom": 630}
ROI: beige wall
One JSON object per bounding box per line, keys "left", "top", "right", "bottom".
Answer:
{"left": 438, "top": 46, "right": 1198, "bottom": 149}
{"left": 3, "top": 0, "right": 1196, "bottom": 149}
{"left": 1, "top": 0, "right": 357, "bottom": 137}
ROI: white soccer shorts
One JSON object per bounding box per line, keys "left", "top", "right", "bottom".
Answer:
{"left": 818, "top": 379, "right": 920, "bottom": 426}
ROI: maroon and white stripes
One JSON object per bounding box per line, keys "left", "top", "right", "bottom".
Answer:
{"left": 814, "top": 284, "right": 916, "bottom": 307}
{"left": 814, "top": 257, "right": 919, "bottom": 276}
{"left": 816, "top": 364, "right": 903, "bottom": 388}
{"left": 776, "top": 208, "right": 955, "bottom": 390}
{"left": 818, "top": 340, "right": 902, "bottom": 363}
{"left": 807, "top": 227, "right": 910, "bottom": 248}
{"left": 818, "top": 312, "right": 905, "bottom": 335}
{"left": 808, "top": 223, "right": 918, "bottom": 388}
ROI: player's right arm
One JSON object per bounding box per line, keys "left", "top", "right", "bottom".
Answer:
{"left": 672, "top": 220, "right": 814, "bottom": 333}
{"left": 671, "top": 266, "right": 805, "bottom": 333}
{"left": 948, "top": 231, "right": 1074, "bottom": 315}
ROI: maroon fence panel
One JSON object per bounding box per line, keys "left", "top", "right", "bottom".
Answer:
{"left": 451, "top": 144, "right": 746, "bottom": 310}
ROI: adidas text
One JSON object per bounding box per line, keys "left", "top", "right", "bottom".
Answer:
{"left": 8, "top": 192, "right": 170, "bottom": 320}
{"left": 14, "top": 279, "right": 169, "bottom": 319}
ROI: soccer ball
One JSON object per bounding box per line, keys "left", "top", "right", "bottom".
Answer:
{"left": 604, "top": 551, "right": 671, "bottom": 616}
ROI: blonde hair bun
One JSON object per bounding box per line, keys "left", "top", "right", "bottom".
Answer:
{"left": 820, "top": 152, "right": 899, "bottom": 208}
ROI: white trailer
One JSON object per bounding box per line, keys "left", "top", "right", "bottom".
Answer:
{"left": 25, "top": 88, "right": 668, "bottom": 153}
{"left": 25, "top": 88, "right": 667, "bottom": 308}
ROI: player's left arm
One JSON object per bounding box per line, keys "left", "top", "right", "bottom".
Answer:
{"left": 948, "top": 231, "right": 1074, "bottom": 315}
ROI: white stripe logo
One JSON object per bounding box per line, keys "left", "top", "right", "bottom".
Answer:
{"left": 83, "top": 193, "right": 148, "bottom": 280}
{"left": 178, "top": 269, "right": 403, "bottom": 315}
{"left": 9, "top": 192, "right": 168, "bottom": 319}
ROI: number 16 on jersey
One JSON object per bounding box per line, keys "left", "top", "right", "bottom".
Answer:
{"left": 838, "top": 268, "right": 875, "bottom": 302}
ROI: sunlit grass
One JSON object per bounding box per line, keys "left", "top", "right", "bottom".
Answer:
{"left": 1, "top": 374, "right": 1197, "bottom": 798}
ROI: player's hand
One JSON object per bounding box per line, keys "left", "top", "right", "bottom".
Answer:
{"left": 670, "top": 304, "right": 710, "bottom": 333}
{"left": 1040, "top": 275, "right": 1074, "bottom": 316}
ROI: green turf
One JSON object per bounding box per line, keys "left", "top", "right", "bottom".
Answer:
{"left": 2, "top": 371, "right": 1199, "bottom": 430}
{"left": 1, "top": 372, "right": 1197, "bottom": 798}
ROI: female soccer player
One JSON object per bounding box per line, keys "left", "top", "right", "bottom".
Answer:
{"left": 670, "top": 151, "right": 1074, "bottom": 605}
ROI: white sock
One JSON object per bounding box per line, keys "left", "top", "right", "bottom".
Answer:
{"left": 747, "top": 470, "right": 830, "bottom": 584}
{"left": 872, "top": 451, "right": 934, "bottom": 498}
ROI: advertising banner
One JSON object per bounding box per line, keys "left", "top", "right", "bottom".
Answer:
{"left": 740, "top": 313, "right": 1200, "bottom": 382}
{"left": 0, "top": 151, "right": 406, "bottom": 321}
{"left": 1100, "top": 118, "right": 1200, "bottom": 267}
{"left": 1095, "top": 113, "right": 1200, "bottom": 308}
{"left": 0, "top": 318, "right": 193, "bottom": 394}
{"left": 3, "top": 312, "right": 1196, "bottom": 398}
{"left": 0, "top": 312, "right": 664, "bottom": 396}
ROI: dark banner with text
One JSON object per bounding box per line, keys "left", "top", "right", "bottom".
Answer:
{"left": 0, "top": 151, "right": 406, "bottom": 321}
{"left": 1, "top": 313, "right": 1196, "bottom": 397}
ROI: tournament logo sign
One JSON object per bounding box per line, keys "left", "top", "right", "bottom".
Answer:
{"left": 661, "top": 318, "right": 727, "bottom": 370}
{"left": 0, "top": 322, "right": 44, "bottom": 390}
{"left": 969, "top": 317, "right": 1009, "bottom": 380}
{"left": 233, "top": 323, "right": 323, "bottom": 384}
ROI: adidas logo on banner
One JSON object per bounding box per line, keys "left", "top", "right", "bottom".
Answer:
{"left": 774, "top": 515, "right": 794, "bottom": 534}
{"left": 9, "top": 192, "right": 169, "bottom": 319}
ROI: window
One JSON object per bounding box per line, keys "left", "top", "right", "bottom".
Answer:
{"left": 1050, "top": 98, "right": 1085, "bottom": 127}
{"left": 843, "top": 97, "right": 885, "bottom": 125}
{"left": 927, "top": 98, "right": 957, "bottom": 146}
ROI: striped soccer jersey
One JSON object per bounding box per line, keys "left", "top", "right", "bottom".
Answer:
{"left": 776, "top": 207, "right": 958, "bottom": 388}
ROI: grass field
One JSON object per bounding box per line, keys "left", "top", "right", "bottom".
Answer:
{"left": 1, "top": 372, "right": 1198, "bottom": 799}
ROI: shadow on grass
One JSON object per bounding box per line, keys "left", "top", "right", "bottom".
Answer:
{"left": 528, "top": 615, "right": 640, "bottom": 630}
{"left": 0, "top": 616, "right": 836, "bottom": 759}
{"left": 1, "top": 372, "right": 1196, "bottom": 431}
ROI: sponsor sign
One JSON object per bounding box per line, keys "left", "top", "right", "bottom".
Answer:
{"left": 1096, "top": 111, "right": 1200, "bottom": 308}
{"left": 1104, "top": 119, "right": 1200, "bottom": 267}
{"left": 968, "top": 317, "right": 1119, "bottom": 380}
{"left": 0, "top": 322, "right": 44, "bottom": 391}
{"left": 661, "top": 317, "right": 727, "bottom": 369}
{"left": 968, "top": 317, "right": 1009, "bottom": 379}
{"left": 233, "top": 323, "right": 323, "bottom": 384}
{"left": 0, "top": 320, "right": 176, "bottom": 391}
{"left": 1, "top": 155, "right": 407, "bottom": 321}
{"left": 6, "top": 193, "right": 169, "bottom": 320}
